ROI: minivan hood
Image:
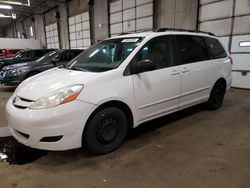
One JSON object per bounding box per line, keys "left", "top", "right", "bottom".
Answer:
{"left": 15, "top": 68, "right": 98, "bottom": 101}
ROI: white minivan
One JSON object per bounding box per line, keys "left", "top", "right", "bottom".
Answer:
{"left": 6, "top": 29, "right": 232, "bottom": 154}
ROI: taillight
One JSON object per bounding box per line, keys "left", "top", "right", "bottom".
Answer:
{"left": 229, "top": 56, "right": 233, "bottom": 65}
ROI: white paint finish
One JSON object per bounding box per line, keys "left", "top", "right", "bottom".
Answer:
{"left": 136, "top": 0, "right": 153, "bottom": 6}
{"left": 5, "top": 32, "right": 232, "bottom": 150}
{"left": 123, "top": 8, "right": 136, "bottom": 21}
{"left": 110, "top": 0, "right": 122, "bottom": 13}
{"left": 136, "top": 3, "right": 153, "bottom": 18}
{"left": 231, "top": 54, "right": 250, "bottom": 70}
{"left": 233, "top": 15, "right": 250, "bottom": 35}
{"left": 123, "top": 0, "right": 135, "bottom": 9}
{"left": 199, "top": 0, "right": 233, "bottom": 22}
{"left": 110, "top": 12, "right": 122, "bottom": 24}
{"left": 136, "top": 16, "right": 153, "bottom": 31}
{"left": 235, "top": 0, "right": 250, "bottom": 16}
{"left": 199, "top": 18, "right": 232, "bottom": 36}
{"left": 0, "top": 38, "right": 41, "bottom": 49}
{"left": 231, "top": 35, "right": 250, "bottom": 53}
{"left": 219, "top": 36, "right": 230, "bottom": 51}
{"left": 232, "top": 71, "right": 250, "bottom": 89}
{"left": 0, "top": 127, "right": 11, "bottom": 137}
{"left": 123, "top": 20, "right": 136, "bottom": 32}
{"left": 132, "top": 67, "right": 181, "bottom": 121}
{"left": 110, "top": 22, "right": 123, "bottom": 34}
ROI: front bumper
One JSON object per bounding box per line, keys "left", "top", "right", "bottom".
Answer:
{"left": 6, "top": 96, "right": 97, "bottom": 151}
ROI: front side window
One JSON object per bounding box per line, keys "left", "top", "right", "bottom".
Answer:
{"left": 204, "top": 37, "right": 227, "bottom": 59}
{"left": 67, "top": 38, "right": 142, "bottom": 72}
{"left": 176, "top": 35, "right": 209, "bottom": 63}
{"left": 132, "top": 36, "right": 175, "bottom": 70}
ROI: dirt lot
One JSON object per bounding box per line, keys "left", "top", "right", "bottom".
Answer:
{"left": 0, "top": 88, "right": 250, "bottom": 188}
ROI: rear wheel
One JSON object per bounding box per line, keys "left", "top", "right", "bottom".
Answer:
{"left": 83, "top": 107, "right": 128, "bottom": 154}
{"left": 206, "top": 81, "right": 226, "bottom": 110}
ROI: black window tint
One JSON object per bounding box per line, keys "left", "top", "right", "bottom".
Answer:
{"left": 176, "top": 35, "right": 209, "bottom": 63}
{"left": 205, "top": 37, "right": 227, "bottom": 59}
{"left": 134, "top": 36, "right": 174, "bottom": 70}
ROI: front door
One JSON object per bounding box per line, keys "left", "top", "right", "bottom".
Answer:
{"left": 132, "top": 36, "right": 181, "bottom": 123}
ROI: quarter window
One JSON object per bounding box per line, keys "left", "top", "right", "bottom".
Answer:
{"left": 204, "top": 37, "right": 227, "bottom": 59}
{"left": 133, "top": 36, "right": 175, "bottom": 70}
{"left": 176, "top": 35, "right": 209, "bottom": 63}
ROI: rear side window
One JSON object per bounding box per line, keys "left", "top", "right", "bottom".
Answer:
{"left": 175, "top": 35, "right": 209, "bottom": 63}
{"left": 204, "top": 37, "right": 227, "bottom": 59}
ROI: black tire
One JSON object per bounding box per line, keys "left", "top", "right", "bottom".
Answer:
{"left": 205, "top": 81, "right": 226, "bottom": 110}
{"left": 83, "top": 107, "right": 128, "bottom": 154}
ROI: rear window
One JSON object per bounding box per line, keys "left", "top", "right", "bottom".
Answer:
{"left": 175, "top": 35, "right": 210, "bottom": 64}
{"left": 204, "top": 37, "right": 227, "bottom": 59}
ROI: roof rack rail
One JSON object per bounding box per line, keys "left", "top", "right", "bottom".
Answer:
{"left": 118, "top": 29, "right": 157, "bottom": 36}
{"left": 156, "top": 28, "right": 215, "bottom": 36}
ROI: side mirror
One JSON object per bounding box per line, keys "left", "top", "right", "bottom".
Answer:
{"left": 131, "top": 59, "right": 156, "bottom": 74}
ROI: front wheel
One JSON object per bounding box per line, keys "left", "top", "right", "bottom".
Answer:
{"left": 205, "top": 81, "right": 226, "bottom": 110}
{"left": 83, "top": 107, "right": 128, "bottom": 154}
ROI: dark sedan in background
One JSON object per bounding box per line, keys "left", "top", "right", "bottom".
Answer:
{"left": 0, "top": 49, "right": 83, "bottom": 86}
{"left": 0, "top": 49, "right": 55, "bottom": 71}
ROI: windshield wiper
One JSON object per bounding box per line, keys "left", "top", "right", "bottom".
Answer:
{"left": 70, "top": 66, "right": 88, "bottom": 72}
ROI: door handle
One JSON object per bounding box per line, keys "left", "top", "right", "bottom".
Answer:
{"left": 171, "top": 70, "right": 180, "bottom": 76}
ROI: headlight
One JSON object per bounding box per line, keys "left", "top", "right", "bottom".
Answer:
{"left": 30, "top": 84, "right": 83, "bottom": 109}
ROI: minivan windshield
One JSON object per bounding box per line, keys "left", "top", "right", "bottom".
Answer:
{"left": 67, "top": 37, "right": 142, "bottom": 72}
